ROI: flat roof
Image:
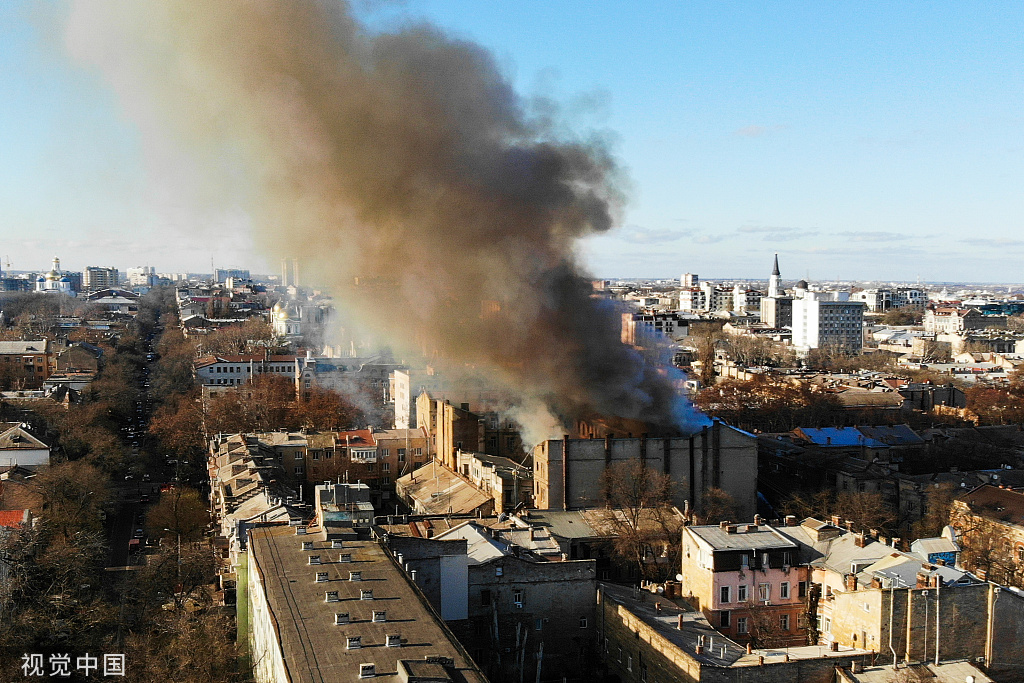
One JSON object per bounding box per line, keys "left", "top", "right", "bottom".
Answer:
{"left": 248, "top": 525, "right": 486, "bottom": 682}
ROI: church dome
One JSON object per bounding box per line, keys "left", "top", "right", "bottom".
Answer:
{"left": 796, "top": 279, "right": 809, "bottom": 289}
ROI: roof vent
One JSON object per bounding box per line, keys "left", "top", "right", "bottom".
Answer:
{"left": 360, "top": 589, "right": 373, "bottom": 600}
{"left": 325, "top": 591, "right": 339, "bottom": 603}
{"left": 332, "top": 539, "right": 344, "bottom": 548}
{"left": 309, "top": 555, "right": 322, "bottom": 565}
{"left": 347, "top": 635, "right": 361, "bottom": 649}
{"left": 315, "top": 572, "right": 329, "bottom": 583}
{"left": 385, "top": 634, "right": 401, "bottom": 648}
{"left": 295, "top": 526, "right": 307, "bottom": 535}
{"left": 358, "top": 663, "right": 374, "bottom": 678}
{"left": 340, "top": 553, "right": 352, "bottom": 562}
{"left": 372, "top": 610, "right": 386, "bottom": 622}
{"left": 349, "top": 571, "right": 362, "bottom": 581}
{"left": 301, "top": 541, "right": 313, "bottom": 551}
{"left": 334, "top": 612, "right": 349, "bottom": 624}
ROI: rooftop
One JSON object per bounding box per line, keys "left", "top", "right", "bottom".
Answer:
{"left": 686, "top": 524, "right": 798, "bottom": 552}
{"left": 248, "top": 525, "right": 486, "bottom": 683}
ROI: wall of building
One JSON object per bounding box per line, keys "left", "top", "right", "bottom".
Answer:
{"left": 455, "top": 555, "right": 597, "bottom": 682}
{"left": 248, "top": 539, "right": 291, "bottom": 683}
{"left": 387, "top": 535, "right": 469, "bottom": 621}
{"left": 534, "top": 422, "right": 757, "bottom": 521}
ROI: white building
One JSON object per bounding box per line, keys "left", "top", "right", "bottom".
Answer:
{"left": 731, "top": 284, "right": 764, "bottom": 313}
{"left": 792, "top": 289, "right": 866, "bottom": 354}
{"left": 679, "top": 287, "right": 705, "bottom": 312}
{"left": 699, "top": 281, "right": 734, "bottom": 312}
{"left": 126, "top": 266, "right": 156, "bottom": 288}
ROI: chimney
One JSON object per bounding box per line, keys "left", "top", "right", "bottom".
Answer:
{"left": 891, "top": 537, "right": 901, "bottom": 550}
{"left": 720, "top": 521, "right": 731, "bottom": 530}
{"left": 868, "top": 528, "right": 879, "bottom": 540}
{"left": 831, "top": 515, "right": 841, "bottom": 527}
{"left": 785, "top": 515, "right": 797, "bottom": 526}
{"left": 871, "top": 577, "right": 882, "bottom": 589}
{"left": 845, "top": 574, "right": 858, "bottom": 592}
{"left": 726, "top": 525, "right": 738, "bottom": 534}
{"left": 854, "top": 533, "right": 867, "bottom": 548}
{"left": 677, "top": 614, "right": 684, "bottom": 630}
{"left": 845, "top": 520, "right": 855, "bottom": 533}
{"left": 935, "top": 558, "right": 946, "bottom": 566}
{"left": 753, "top": 514, "right": 763, "bottom": 526}
{"left": 655, "top": 602, "right": 662, "bottom": 613}
{"left": 830, "top": 641, "right": 839, "bottom": 652}
{"left": 916, "top": 572, "right": 930, "bottom": 589}
{"left": 878, "top": 536, "right": 888, "bottom": 547}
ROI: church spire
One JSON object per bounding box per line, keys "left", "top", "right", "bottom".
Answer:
{"left": 772, "top": 253, "right": 780, "bottom": 276}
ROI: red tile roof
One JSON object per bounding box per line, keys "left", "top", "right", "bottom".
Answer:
{"left": 0, "top": 509, "right": 28, "bottom": 527}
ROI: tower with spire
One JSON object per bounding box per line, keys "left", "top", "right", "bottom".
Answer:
{"left": 768, "top": 253, "right": 781, "bottom": 298}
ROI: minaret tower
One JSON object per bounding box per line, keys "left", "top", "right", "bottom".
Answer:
{"left": 768, "top": 253, "right": 781, "bottom": 298}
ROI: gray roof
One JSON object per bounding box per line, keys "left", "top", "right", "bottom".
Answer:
{"left": 687, "top": 524, "right": 798, "bottom": 551}
{"left": 517, "top": 510, "right": 601, "bottom": 540}
{"left": 0, "top": 340, "right": 48, "bottom": 354}
{"left": 248, "top": 525, "right": 486, "bottom": 683}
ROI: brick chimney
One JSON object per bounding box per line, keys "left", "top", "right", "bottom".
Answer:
{"left": 854, "top": 533, "right": 867, "bottom": 548}
{"left": 831, "top": 515, "right": 842, "bottom": 527}
{"left": 845, "top": 573, "right": 858, "bottom": 592}
{"left": 753, "top": 514, "right": 763, "bottom": 526}
{"left": 916, "top": 572, "right": 930, "bottom": 589}
{"left": 784, "top": 514, "right": 797, "bottom": 526}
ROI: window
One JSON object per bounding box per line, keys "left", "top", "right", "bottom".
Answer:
{"left": 779, "top": 614, "right": 790, "bottom": 631}
{"left": 627, "top": 656, "right": 632, "bottom": 672}
{"left": 380, "top": 448, "right": 389, "bottom": 456}
{"left": 415, "top": 447, "right": 422, "bottom": 456}
{"left": 294, "top": 466, "right": 304, "bottom": 475}
{"left": 617, "top": 646, "right": 622, "bottom": 663}
{"left": 740, "top": 554, "right": 750, "bottom": 568}
{"left": 758, "top": 583, "right": 771, "bottom": 602}
{"left": 513, "top": 590, "right": 523, "bottom": 605}
{"left": 780, "top": 582, "right": 790, "bottom": 599}
{"left": 382, "top": 462, "right": 391, "bottom": 473}
{"left": 640, "top": 663, "right": 648, "bottom": 683}
{"left": 737, "top": 584, "right": 747, "bottom": 602}
{"left": 312, "top": 451, "right": 319, "bottom": 461}
{"left": 720, "top": 586, "right": 731, "bottom": 604}
{"left": 382, "top": 476, "right": 391, "bottom": 485}
{"left": 535, "top": 619, "right": 543, "bottom": 631}
{"left": 480, "top": 590, "right": 491, "bottom": 606}
{"left": 1018, "top": 546, "right": 1024, "bottom": 563}
{"left": 798, "top": 581, "right": 808, "bottom": 598}
{"left": 295, "top": 452, "right": 304, "bottom": 460}
{"left": 579, "top": 617, "right": 588, "bottom": 629}
{"left": 736, "top": 617, "right": 748, "bottom": 635}
{"left": 398, "top": 450, "right": 406, "bottom": 462}
{"left": 782, "top": 551, "right": 792, "bottom": 566}
{"left": 720, "top": 611, "right": 730, "bottom": 628}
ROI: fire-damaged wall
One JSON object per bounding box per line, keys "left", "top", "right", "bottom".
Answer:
{"left": 532, "top": 419, "right": 757, "bottom": 520}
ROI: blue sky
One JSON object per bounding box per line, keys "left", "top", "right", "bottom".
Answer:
{"left": 2, "top": 2, "right": 1024, "bottom": 281}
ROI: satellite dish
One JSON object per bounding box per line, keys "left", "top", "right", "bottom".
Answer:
{"left": 656, "top": 586, "right": 664, "bottom": 595}
{"left": 675, "top": 574, "right": 684, "bottom": 582}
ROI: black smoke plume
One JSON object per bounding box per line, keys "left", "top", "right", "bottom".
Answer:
{"left": 64, "top": 1, "right": 707, "bottom": 439}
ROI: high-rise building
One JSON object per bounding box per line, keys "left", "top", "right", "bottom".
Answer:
{"left": 214, "top": 268, "right": 250, "bottom": 283}
{"left": 791, "top": 289, "right": 865, "bottom": 354}
{"left": 126, "top": 266, "right": 157, "bottom": 287}
{"left": 83, "top": 266, "right": 119, "bottom": 292}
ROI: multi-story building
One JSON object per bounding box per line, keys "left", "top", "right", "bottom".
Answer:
{"left": 851, "top": 288, "right": 893, "bottom": 312}
{"left": 125, "top": 266, "right": 156, "bottom": 288}
{"left": 680, "top": 521, "right": 807, "bottom": 646}
{"left": 298, "top": 356, "right": 404, "bottom": 404}
{"left": 620, "top": 311, "right": 694, "bottom": 347}
{"left": 532, "top": 420, "right": 758, "bottom": 522}
{"left": 214, "top": 267, "right": 250, "bottom": 283}
{"left": 194, "top": 353, "right": 300, "bottom": 387}
{"left": 247, "top": 523, "right": 486, "bottom": 683}
{"left": 699, "top": 281, "right": 734, "bottom": 312}
{"left": 680, "top": 273, "right": 699, "bottom": 288}
{"left": 0, "top": 340, "right": 55, "bottom": 390}
{"left": 82, "top": 266, "right": 119, "bottom": 292}
{"left": 731, "top": 285, "right": 764, "bottom": 314}
{"left": 791, "top": 289, "right": 865, "bottom": 354}
{"left": 679, "top": 287, "right": 706, "bottom": 312}
{"left": 923, "top": 307, "right": 1003, "bottom": 334}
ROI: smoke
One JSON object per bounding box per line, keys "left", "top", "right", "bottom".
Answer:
{"left": 63, "top": 1, "right": 705, "bottom": 434}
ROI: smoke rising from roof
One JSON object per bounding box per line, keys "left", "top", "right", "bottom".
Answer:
{"left": 64, "top": 1, "right": 707, "bottom": 436}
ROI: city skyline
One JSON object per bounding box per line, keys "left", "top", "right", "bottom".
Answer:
{"left": 2, "top": 2, "right": 1023, "bottom": 280}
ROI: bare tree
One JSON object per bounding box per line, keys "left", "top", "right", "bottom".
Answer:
{"left": 599, "top": 459, "right": 682, "bottom": 581}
